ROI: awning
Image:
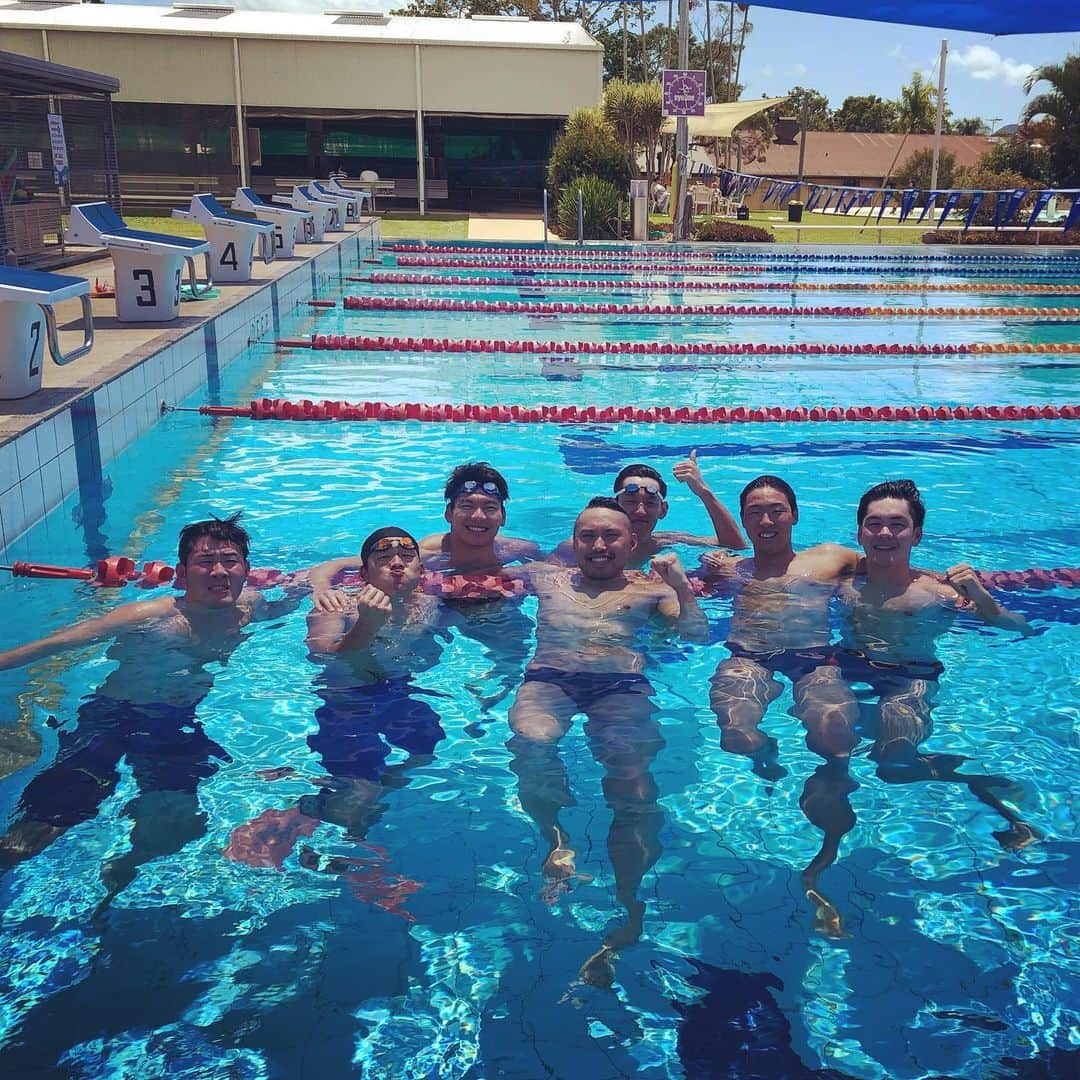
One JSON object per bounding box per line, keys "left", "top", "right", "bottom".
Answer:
{"left": 661, "top": 96, "right": 790, "bottom": 139}
{"left": 741, "top": 1, "right": 1079, "bottom": 35}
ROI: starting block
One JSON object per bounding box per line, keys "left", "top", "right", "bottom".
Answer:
{"left": 325, "top": 177, "right": 372, "bottom": 216}
{"left": 0, "top": 267, "right": 94, "bottom": 399}
{"left": 272, "top": 186, "right": 337, "bottom": 242}
{"left": 233, "top": 187, "right": 312, "bottom": 257}
{"left": 66, "top": 203, "right": 212, "bottom": 322}
{"left": 172, "top": 193, "right": 275, "bottom": 283}
{"left": 311, "top": 180, "right": 359, "bottom": 224}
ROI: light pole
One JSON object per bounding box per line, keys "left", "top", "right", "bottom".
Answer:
{"left": 672, "top": 0, "right": 690, "bottom": 241}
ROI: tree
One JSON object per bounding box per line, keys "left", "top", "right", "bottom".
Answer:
{"left": 894, "top": 71, "right": 945, "bottom": 134}
{"left": 783, "top": 85, "right": 832, "bottom": 130}
{"left": 603, "top": 79, "right": 663, "bottom": 187}
{"left": 980, "top": 139, "right": 1052, "bottom": 183}
{"left": 951, "top": 116, "right": 987, "bottom": 135}
{"left": 953, "top": 165, "right": 1039, "bottom": 225}
{"left": 547, "top": 107, "right": 630, "bottom": 198}
{"left": 1022, "top": 52, "right": 1080, "bottom": 187}
{"left": 833, "top": 94, "right": 898, "bottom": 133}
{"left": 895, "top": 148, "right": 955, "bottom": 191}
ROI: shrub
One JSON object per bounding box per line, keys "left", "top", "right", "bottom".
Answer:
{"left": 894, "top": 148, "right": 956, "bottom": 191}
{"left": 951, "top": 166, "right": 1038, "bottom": 226}
{"left": 692, "top": 221, "right": 776, "bottom": 243}
{"left": 922, "top": 229, "right": 1080, "bottom": 245}
{"left": 556, "top": 175, "right": 623, "bottom": 240}
{"left": 547, "top": 112, "right": 630, "bottom": 201}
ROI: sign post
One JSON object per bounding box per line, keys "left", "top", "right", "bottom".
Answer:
{"left": 47, "top": 113, "right": 69, "bottom": 189}
{"left": 662, "top": 60, "right": 705, "bottom": 243}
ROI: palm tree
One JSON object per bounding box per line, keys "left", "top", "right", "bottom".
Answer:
{"left": 895, "top": 71, "right": 939, "bottom": 134}
{"left": 1022, "top": 53, "right": 1080, "bottom": 187}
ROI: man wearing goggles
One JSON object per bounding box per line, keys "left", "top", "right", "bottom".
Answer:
{"left": 551, "top": 453, "right": 744, "bottom": 570}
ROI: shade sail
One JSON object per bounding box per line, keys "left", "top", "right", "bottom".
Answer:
{"left": 741, "top": 1, "right": 1080, "bottom": 35}
{"left": 661, "top": 96, "right": 790, "bottom": 138}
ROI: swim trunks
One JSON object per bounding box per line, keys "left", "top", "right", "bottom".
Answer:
{"left": 724, "top": 643, "right": 837, "bottom": 684}
{"left": 523, "top": 667, "right": 654, "bottom": 712}
{"left": 15, "top": 697, "right": 230, "bottom": 829}
{"left": 836, "top": 648, "right": 944, "bottom": 686}
{"left": 307, "top": 677, "right": 446, "bottom": 783}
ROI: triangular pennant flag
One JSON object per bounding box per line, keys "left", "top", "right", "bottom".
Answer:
{"left": 1005, "top": 188, "right": 1027, "bottom": 226}
{"left": 992, "top": 190, "right": 1012, "bottom": 230}
{"left": 876, "top": 190, "right": 894, "bottom": 223}
{"left": 963, "top": 192, "right": 985, "bottom": 231}
{"left": 898, "top": 188, "right": 920, "bottom": 223}
{"left": 917, "top": 191, "right": 941, "bottom": 224}
{"left": 1061, "top": 196, "right": 1080, "bottom": 233}
{"left": 859, "top": 189, "right": 876, "bottom": 209}
{"left": 937, "top": 191, "right": 962, "bottom": 228}
{"left": 805, "top": 186, "right": 822, "bottom": 212}
{"left": 1025, "top": 190, "right": 1054, "bottom": 229}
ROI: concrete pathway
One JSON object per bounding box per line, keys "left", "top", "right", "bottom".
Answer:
{"left": 467, "top": 214, "right": 547, "bottom": 242}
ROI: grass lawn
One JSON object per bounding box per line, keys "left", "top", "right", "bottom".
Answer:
{"left": 649, "top": 209, "right": 926, "bottom": 245}
{"left": 116, "top": 212, "right": 469, "bottom": 242}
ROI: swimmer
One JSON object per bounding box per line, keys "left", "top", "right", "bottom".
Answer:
{"left": 226, "top": 527, "right": 445, "bottom": 916}
{"left": 506, "top": 497, "right": 706, "bottom": 987}
{"left": 308, "top": 462, "right": 539, "bottom": 613}
{"left": 0, "top": 515, "right": 295, "bottom": 893}
{"left": 838, "top": 479, "right": 1039, "bottom": 851}
{"left": 551, "top": 454, "right": 745, "bottom": 570}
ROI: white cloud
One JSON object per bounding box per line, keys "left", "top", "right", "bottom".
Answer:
{"left": 759, "top": 63, "right": 775, "bottom": 79}
{"left": 951, "top": 45, "right": 1034, "bottom": 88}
{"left": 887, "top": 44, "right": 904, "bottom": 59}
{"left": 789, "top": 62, "right": 807, "bottom": 76}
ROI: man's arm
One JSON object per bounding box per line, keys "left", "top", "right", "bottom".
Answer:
{"left": 545, "top": 539, "right": 576, "bottom": 565}
{"left": 306, "top": 556, "right": 363, "bottom": 613}
{"left": 305, "top": 586, "right": 392, "bottom": 654}
{"left": 651, "top": 553, "right": 709, "bottom": 641}
{"left": 945, "top": 563, "right": 1036, "bottom": 636}
{"left": 0, "top": 596, "right": 175, "bottom": 671}
{"left": 671, "top": 449, "right": 746, "bottom": 549}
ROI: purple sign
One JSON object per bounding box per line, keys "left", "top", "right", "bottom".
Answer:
{"left": 662, "top": 69, "right": 707, "bottom": 117}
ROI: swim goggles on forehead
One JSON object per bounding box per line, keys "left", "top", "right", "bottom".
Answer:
{"left": 369, "top": 536, "right": 418, "bottom": 555}
{"left": 615, "top": 482, "right": 664, "bottom": 499}
{"left": 447, "top": 480, "right": 504, "bottom": 502}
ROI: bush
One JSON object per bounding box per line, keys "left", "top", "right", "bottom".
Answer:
{"left": 556, "top": 175, "right": 623, "bottom": 240}
{"left": 895, "top": 148, "right": 956, "bottom": 191}
{"left": 922, "top": 229, "right": 1080, "bottom": 245}
{"left": 547, "top": 115, "right": 630, "bottom": 201}
{"left": 692, "top": 221, "right": 776, "bottom": 243}
{"left": 951, "top": 166, "right": 1037, "bottom": 226}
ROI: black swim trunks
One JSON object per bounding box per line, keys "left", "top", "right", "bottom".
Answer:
{"left": 724, "top": 643, "right": 838, "bottom": 684}
{"left": 523, "top": 667, "right": 654, "bottom": 712}
{"left": 836, "top": 648, "right": 944, "bottom": 687}
{"left": 307, "top": 677, "right": 446, "bottom": 783}
{"left": 15, "top": 697, "right": 230, "bottom": 829}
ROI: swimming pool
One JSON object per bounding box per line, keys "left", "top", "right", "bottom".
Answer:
{"left": 0, "top": 241, "right": 1076, "bottom": 1078}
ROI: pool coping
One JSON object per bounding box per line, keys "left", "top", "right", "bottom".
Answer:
{"left": 0, "top": 220, "right": 381, "bottom": 555}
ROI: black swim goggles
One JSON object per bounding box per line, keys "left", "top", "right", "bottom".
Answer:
{"left": 615, "top": 482, "right": 665, "bottom": 499}
{"left": 447, "top": 480, "right": 504, "bottom": 503}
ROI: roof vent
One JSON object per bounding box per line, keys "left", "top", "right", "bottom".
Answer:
{"left": 167, "top": 3, "right": 235, "bottom": 18}
{"left": 325, "top": 9, "right": 389, "bottom": 24}
{"left": 471, "top": 14, "right": 531, "bottom": 20}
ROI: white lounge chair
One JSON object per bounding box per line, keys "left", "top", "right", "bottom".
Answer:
{"left": 172, "top": 193, "right": 276, "bottom": 283}
{"left": 233, "top": 187, "right": 313, "bottom": 256}
{"left": 65, "top": 203, "right": 211, "bottom": 322}
{"left": 0, "top": 266, "right": 93, "bottom": 399}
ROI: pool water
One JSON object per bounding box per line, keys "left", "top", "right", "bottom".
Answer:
{"left": 0, "top": 243, "right": 1077, "bottom": 1079}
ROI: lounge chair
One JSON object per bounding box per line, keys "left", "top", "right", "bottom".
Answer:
{"left": 0, "top": 266, "right": 93, "bottom": 399}
{"left": 172, "top": 193, "right": 276, "bottom": 283}
{"left": 65, "top": 203, "right": 211, "bottom": 322}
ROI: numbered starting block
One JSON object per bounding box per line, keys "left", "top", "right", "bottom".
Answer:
{"left": 0, "top": 267, "right": 94, "bottom": 399}
{"left": 232, "top": 187, "right": 312, "bottom": 257}
{"left": 311, "top": 180, "right": 360, "bottom": 224}
{"left": 172, "top": 193, "right": 275, "bottom": 283}
{"left": 66, "top": 203, "right": 211, "bottom": 323}
{"left": 272, "top": 186, "right": 337, "bottom": 242}
{"left": 325, "top": 177, "right": 372, "bottom": 216}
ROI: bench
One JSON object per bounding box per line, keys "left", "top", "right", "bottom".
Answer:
{"left": 117, "top": 174, "right": 230, "bottom": 211}
{"left": 386, "top": 179, "right": 449, "bottom": 202}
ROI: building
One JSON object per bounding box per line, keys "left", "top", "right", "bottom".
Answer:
{"left": 0, "top": 1, "right": 604, "bottom": 210}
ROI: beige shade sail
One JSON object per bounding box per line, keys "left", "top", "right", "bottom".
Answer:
{"left": 661, "top": 96, "right": 789, "bottom": 138}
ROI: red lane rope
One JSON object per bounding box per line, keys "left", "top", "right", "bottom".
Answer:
{"left": 349, "top": 273, "right": 1080, "bottom": 295}
{"left": 191, "top": 397, "right": 1079, "bottom": 423}
{"left": 341, "top": 296, "right": 1080, "bottom": 319}
{"left": 275, "top": 334, "right": 1080, "bottom": 357}
{"left": 395, "top": 255, "right": 770, "bottom": 273}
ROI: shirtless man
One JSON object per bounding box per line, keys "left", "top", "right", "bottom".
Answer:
{"left": 507, "top": 498, "right": 705, "bottom": 987}
{"left": 0, "top": 515, "right": 288, "bottom": 891}
{"left": 226, "top": 527, "right": 444, "bottom": 914}
{"left": 838, "top": 479, "right": 1038, "bottom": 850}
{"left": 552, "top": 455, "right": 745, "bottom": 570}
{"left": 307, "top": 462, "right": 538, "bottom": 612}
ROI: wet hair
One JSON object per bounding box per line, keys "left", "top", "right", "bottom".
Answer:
{"left": 857, "top": 479, "right": 926, "bottom": 528}
{"left": 583, "top": 495, "right": 631, "bottom": 518}
{"left": 613, "top": 463, "right": 667, "bottom": 498}
{"left": 360, "top": 526, "right": 419, "bottom": 566}
{"left": 443, "top": 461, "right": 509, "bottom": 503}
{"left": 739, "top": 476, "right": 798, "bottom": 515}
{"left": 177, "top": 513, "right": 250, "bottom": 565}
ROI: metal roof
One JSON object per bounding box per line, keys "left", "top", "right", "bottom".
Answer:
{"left": 0, "top": 3, "right": 602, "bottom": 50}
{"left": 0, "top": 46, "right": 120, "bottom": 95}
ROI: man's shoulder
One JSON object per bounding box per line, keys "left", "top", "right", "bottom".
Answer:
{"left": 800, "top": 543, "right": 859, "bottom": 573}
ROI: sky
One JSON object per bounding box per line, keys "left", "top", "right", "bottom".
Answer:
{"left": 117, "top": 1, "right": 1079, "bottom": 127}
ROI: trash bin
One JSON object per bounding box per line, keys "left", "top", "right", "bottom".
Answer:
{"left": 630, "top": 179, "right": 648, "bottom": 241}
{"left": 787, "top": 201, "right": 803, "bottom": 223}
{"left": 736, "top": 205, "right": 750, "bottom": 221}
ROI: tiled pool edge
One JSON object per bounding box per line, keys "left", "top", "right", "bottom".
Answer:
{"left": 0, "top": 222, "right": 381, "bottom": 554}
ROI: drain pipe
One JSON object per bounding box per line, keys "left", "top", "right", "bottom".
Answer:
{"left": 577, "top": 188, "right": 584, "bottom": 244}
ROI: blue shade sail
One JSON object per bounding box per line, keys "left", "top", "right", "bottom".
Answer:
{"left": 741, "top": 1, "right": 1080, "bottom": 35}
